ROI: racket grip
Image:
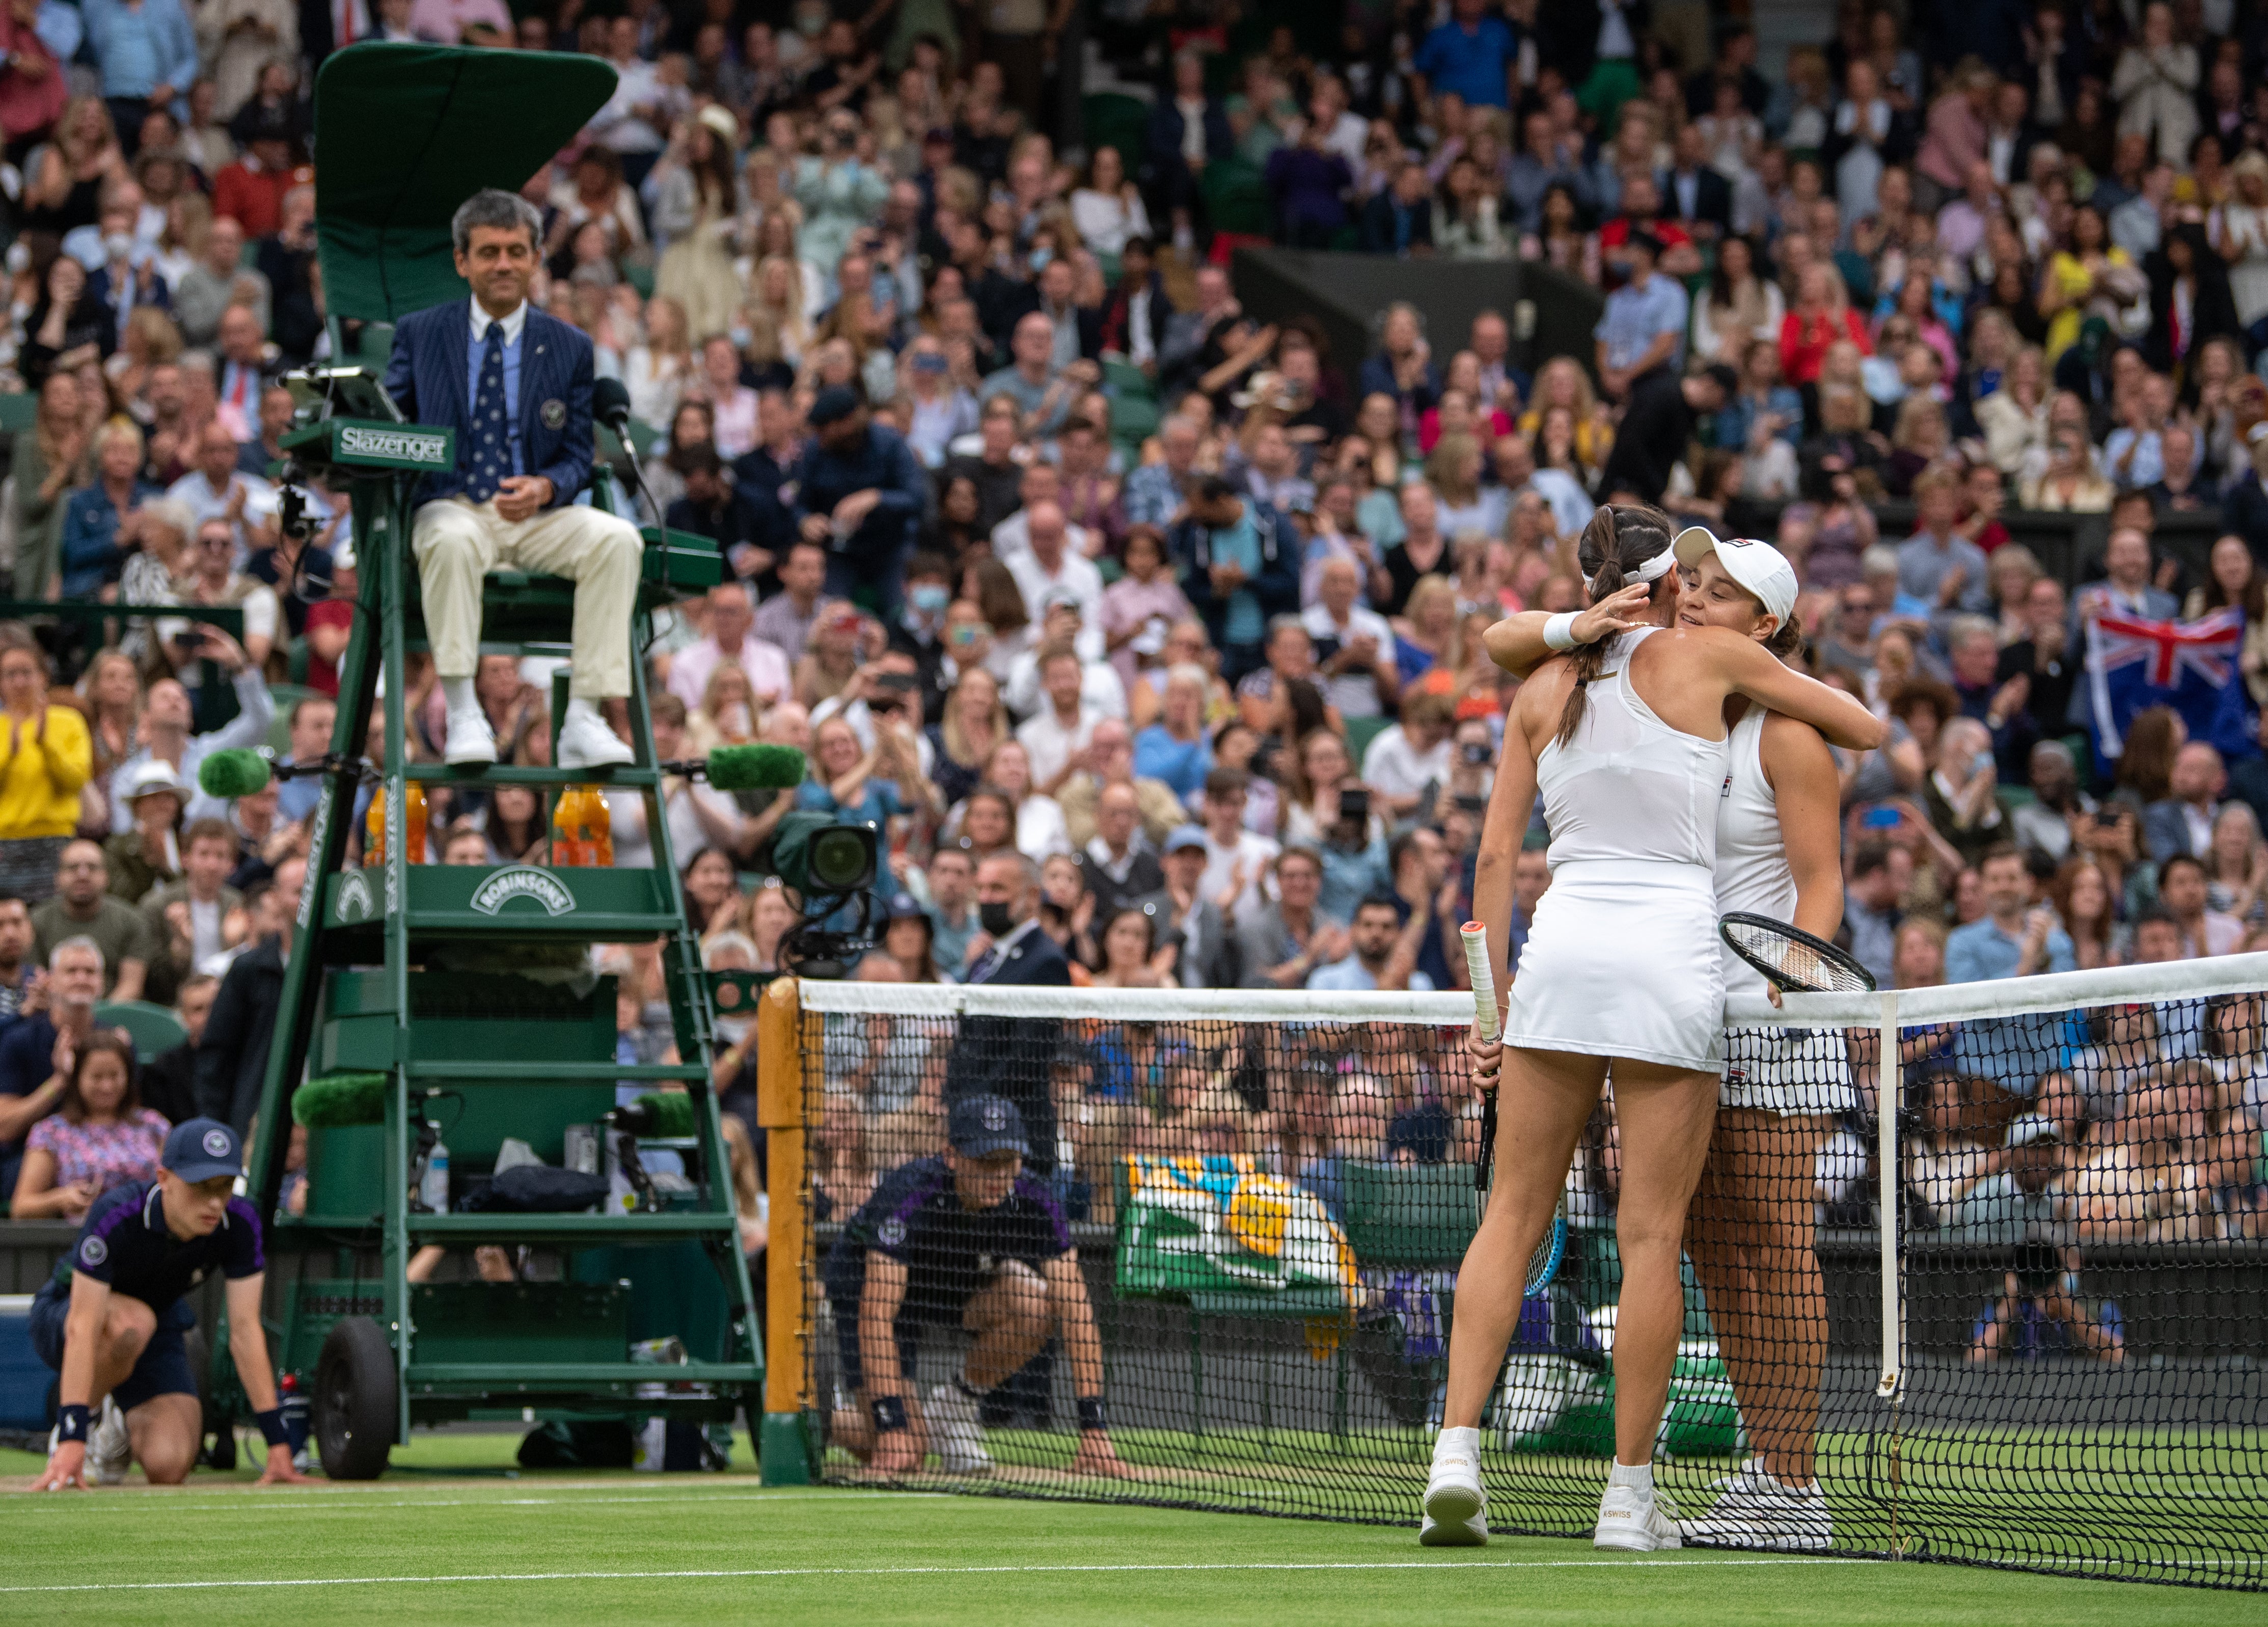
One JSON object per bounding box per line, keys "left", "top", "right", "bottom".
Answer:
{"left": 1461, "top": 922, "right": 1499, "bottom": 1042}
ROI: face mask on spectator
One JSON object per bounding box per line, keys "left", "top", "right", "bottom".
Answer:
{"left": 911, "top": 584, "right": 949, "bottom": 614}
{"left": 103, "top": 233, "right": 133, "bottom": 262}
{"left": 979, "top": 900, "right": 1016, "bottom": 936}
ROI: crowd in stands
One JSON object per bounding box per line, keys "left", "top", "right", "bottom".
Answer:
{"left": 0, "top": 0, "right": 2259, "bottom": 1278}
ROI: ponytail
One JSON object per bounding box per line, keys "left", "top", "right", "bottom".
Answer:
{"left": 1765, "top": 604, "right": 1807, "bottom": 661}
{"left": 1554, "top": 503, "right": 1675, "bottom": 748}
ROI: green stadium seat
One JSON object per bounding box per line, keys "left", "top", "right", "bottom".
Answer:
{"left": 95, "top": 1000, "right": 188, "bottom": 1062}
{"left": 1199, "top": 162, "right": 1272, "bottom": 238}
{"left": 1082, "top": 91, "right": 1148, "bottom": 172}
{"left": 0, "top": 394, "right": 36, "bottom": 435}
{"left": 1103, "top": 359, "right": 1154, "bottom": 401}
{"left": 1344, "top": 714, "right": 1392, "bottom": 771}
{"left": 266, "top": 683, "right": 319, "bottom": 754}
{"left": 1110, "top": 395, "right": 1160, "bottom": 453}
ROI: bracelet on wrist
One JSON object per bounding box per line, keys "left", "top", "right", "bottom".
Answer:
{"left": 1543, "top": 611, "right": 1579, "bottom": 652}
{"left": 57, "top": 1403, "right": 89, "bottom": 1443}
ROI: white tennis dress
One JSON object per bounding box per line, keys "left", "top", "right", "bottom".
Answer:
{"left": 1504, "top": 629, "right": 1730, "bottom": 1072}
{"left": 1715, "top": 707, "right": 1857, "bottom": 1114}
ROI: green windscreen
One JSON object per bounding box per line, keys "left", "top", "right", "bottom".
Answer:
{"left": 313, "top": 42, "right": 615, "bottom": 322}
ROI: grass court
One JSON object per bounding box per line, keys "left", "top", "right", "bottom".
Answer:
{"left": 6, "top": 1431, "right": 2263, "bottom": 1625}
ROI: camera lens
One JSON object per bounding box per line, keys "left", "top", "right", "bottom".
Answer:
{"left": 809, "top": 825, "right": 878, "bottom": 892}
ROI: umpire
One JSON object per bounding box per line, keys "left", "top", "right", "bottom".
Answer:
{"left": 943, "top": 853, "right": 1066, "bottom": 1176}
{"left": 823, "top": 1095, "right": 1125, "bottom": 1480}
{"left": 31, "top": 1118, "right": 311, "bottom": 1488}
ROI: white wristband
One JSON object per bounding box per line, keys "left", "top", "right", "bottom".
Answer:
{"left": 1543, "top": 612, "right": 1579, "bottom": 652}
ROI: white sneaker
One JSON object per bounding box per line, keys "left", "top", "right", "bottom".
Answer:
{"left": 557, "top": 708, "right": 634, "bottom": 769}
{"left": 1595, "top": 1477, "right": 1682, "bottom": 1552}
{"left": 1680, "top": 1473, "right": 1833, "bottom": 1552}
{"left": 926, "top": 1382, "right": 992, "bottom": 1475}
{"left": 443, "top": 707, "right": 497, "bottom": 766}
{"left": 1420, "top": 1435, "right": 1487, "bottom": 1546}
{"left": 86, "top": 1396, "right": 130, "bottom": 1485}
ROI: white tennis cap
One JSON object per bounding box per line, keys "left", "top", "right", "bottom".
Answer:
{"left": 1673, "top": 526, "right": 1799, "bottom": 627}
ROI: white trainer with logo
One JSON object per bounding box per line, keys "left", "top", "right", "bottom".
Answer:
{"left": 926, "top": 1382, "right": 993, "bottom": 1476}
{"left": 1419, "top": 1427, "right": 1488, "bottom": 1546}
{"left": 1680, "top": 1467, "right": 1833, "bottom": 1552}
{"left": 1594, "top": 1475, "right": 1683, "bottom": 1552}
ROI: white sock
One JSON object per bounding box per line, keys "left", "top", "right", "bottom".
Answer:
{"left": 564, "top": 696, "right": 604, "bottom": 726}
{"left": 1607, "top": 1459, "right": 1654, "bottom": 1493}
{"left": 1433, "top": 1425, "right": 1481, "bottom": 1462}
{"left": 441, "top": 676, "right": 476, "bottom": 714}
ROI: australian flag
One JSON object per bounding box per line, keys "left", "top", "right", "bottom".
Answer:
{"left": 2080, "top": 607, "right": 2251, "bottom": 760}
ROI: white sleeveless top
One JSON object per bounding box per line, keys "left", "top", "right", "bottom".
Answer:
{"left": 1536, "top": 627, "right": 1728, "bottom": 873}
{"left": 1714, "top": 706, "right": 1795, "bottom": 1002}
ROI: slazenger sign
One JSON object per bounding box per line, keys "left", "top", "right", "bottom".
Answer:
{"left": 339, "top": 426, "right": 450, "bottom": 464}
{"left": 470, "top": 866, "right": 577, "bottom": 916}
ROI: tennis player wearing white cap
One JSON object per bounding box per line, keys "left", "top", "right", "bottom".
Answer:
{"left": 1473, "top": 527, "right": 1852, "bottom": 1551}
{"left": 1430, "top": 507, "right": 1883, "bottom": 1553}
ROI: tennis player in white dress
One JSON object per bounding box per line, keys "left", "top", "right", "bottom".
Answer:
{"left": 1424, "top": 507, "right": 1884, "bottom": 1553}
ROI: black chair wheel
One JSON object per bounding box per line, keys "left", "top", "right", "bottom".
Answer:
{"left": 314, "top": 1316, "right": 395, "bottom": 1480}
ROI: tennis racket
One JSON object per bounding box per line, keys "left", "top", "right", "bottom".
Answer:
{"left": 1718, "top": 911, "right": 1878, "bottom": 994}
{"left": 1462, "top": 923, "right": 1567, "bottom": 1295}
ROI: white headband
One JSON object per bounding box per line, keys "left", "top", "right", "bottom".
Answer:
{"left": 1627, "top": 544, "right": 1678, "bottom": 583}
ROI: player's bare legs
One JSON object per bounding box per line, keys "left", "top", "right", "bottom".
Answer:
{"left": 1686, "top": 1110, "right": 1833, "bottom": 1485}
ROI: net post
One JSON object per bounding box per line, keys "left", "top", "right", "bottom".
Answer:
{"left": 1874, "top": 991, "right": 1901, "bottom": 1403}
{"left": 757, "top": 976, "right": 813, "bottom": 1486}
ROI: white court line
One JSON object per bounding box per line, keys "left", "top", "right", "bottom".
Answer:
{"left": 0, "top": 1558, "right": 1870, "bottom": 1595}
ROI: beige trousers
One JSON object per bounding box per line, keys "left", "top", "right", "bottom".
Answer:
{"left": 411, "top": 497, "right": 642, "bottom": 698}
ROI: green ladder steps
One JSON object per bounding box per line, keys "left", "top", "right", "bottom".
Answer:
{"left": 404, "top": 1212, "right": 742, "bottom": 1242}
{"left": 398, "top": 1061, "right": 711, "bottom": 1083}
{"left": 405, "top": 1361, "right": 760, "bottom": 1389}
{"left": 404, "top": 764, "right": 662, "bottom": 789}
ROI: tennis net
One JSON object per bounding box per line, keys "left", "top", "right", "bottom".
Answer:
{"left": 758, "top": 954, "right": 2268, "bottom": 1590}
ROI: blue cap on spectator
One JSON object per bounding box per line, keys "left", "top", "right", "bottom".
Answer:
{"left": 162, "top": 1118, "right": 243, "bottom": 1183}
{"left": 947, "top": 1094, "right": 1029, "bottom": 1158}
{"left": 1164, "top": 824, "right": 1208, "bottom": 854}
{"left": 885, "top": 891, "right": 925, "bottom": 920}
{"left": 809, "top": 386, "right": 861, "bottom": 427}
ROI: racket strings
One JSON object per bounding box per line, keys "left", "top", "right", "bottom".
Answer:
{"left": 1724, "top": 918, "right": 1875, "bottom": 994}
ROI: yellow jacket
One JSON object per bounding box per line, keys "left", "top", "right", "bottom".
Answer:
{"left": 0, "top": 706, "right": 92, "bottom": 839}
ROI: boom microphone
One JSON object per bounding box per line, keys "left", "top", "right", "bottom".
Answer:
{"left": 702, "top": 744, "right": 807, "bottom": 792}
{"left": 591, "top": 376, "right": 633, "bottom": 436}
{"left": 198, "top": 748, "right": 275, "bottom": 799}
{"left": 613, "top": 1092, "right": 696, "bottom": 1137}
